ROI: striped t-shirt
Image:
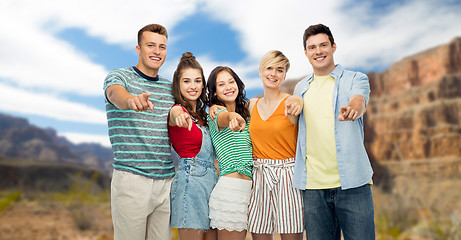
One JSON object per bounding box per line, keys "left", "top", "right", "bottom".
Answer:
{"left": 103, "top": 67, "right": 175, "bottom": 179}
{"left": 207, "top": 109, "right": 253, "bottom": 179}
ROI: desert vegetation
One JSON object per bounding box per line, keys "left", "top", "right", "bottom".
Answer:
{"left": 373, "top": 160, "right": 461, "bottom": 240}
{"left": 0, "top": 171, "right": 113, "bottom": 240}
{"left": 1, "top": 167, "right": 460, "bottom": 240}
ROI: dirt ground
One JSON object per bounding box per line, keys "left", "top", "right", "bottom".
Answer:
{"left": 1, "top": 164, "right": 460, "bottom": 240}
{"left": 0, "top": 203, "right": 113, "bottom": 240}
{"left": 0, "top": 202, "right": 303, "bottom": 240}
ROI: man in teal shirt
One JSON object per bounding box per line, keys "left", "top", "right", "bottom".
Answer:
{"left": 293, "top": 24, "right": 375, "bottom": 239}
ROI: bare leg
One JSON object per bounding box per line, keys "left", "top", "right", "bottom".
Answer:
{"left": 178, "top": 228, "right": 205, "bottom": 240}
{"left": 217, "top": 229, "right": 247, "bottom": 240}
{"left": 251, "top": 233, "right": 274, "bottom": 240}
{"left": 280, "top": 233, "right": 303, "bottom": 240}
{"left": 204, "top": 228, "right": 218, "bottom": 240}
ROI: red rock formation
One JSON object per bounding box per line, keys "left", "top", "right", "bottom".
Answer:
{"left": 365, "top": 38, "right": 461, "bottom": 175}
{"left": 369, "top": 37, "right": 461, "bottom": 97}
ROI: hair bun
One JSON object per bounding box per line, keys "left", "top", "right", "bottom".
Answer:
{"left": 180, "top": 52, "right": 195, "bottom": 61}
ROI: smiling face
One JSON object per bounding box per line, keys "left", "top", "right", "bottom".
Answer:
{"left": 179, "top": 68, "right": 203, "bottom": 107}
{"left": 305, "top": 33, "right": 336, "bottom": 76}
{"left": 259, "top": 65, "right": 287, "bottom": 89}
{"left": 135, "top": 31, "right": 167, "bottom": 77}
{"left": 215, "top": 70, "right": 239, "bottom": 107}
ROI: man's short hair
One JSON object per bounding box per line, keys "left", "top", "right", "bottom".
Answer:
{"left": 303, "top": 24, "right": 335, "bottom": 50}
{"left": 138, "top": 24, "right": 168, "bottom": 45}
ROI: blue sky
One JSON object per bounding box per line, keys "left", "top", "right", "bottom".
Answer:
{"left": 1, "top": 0, "right": 461, "bottom": 147}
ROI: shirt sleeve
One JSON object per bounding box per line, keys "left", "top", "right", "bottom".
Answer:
{"left": 211, "top": 109, "right": 229, "bottom": 132}
{"left": 350, "top": 72, "right": 371, "bottom": 105}
{"left": 103, "top": 70, "right": 127, "bottom": 102}
{"left": 207, "top": 115, "right": 217, "bottom": 133}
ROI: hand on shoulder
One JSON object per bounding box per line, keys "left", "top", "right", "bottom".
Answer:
{"left": 285, "top": 95, "right": 303, "bottom": 117}
{"left": 208, "top": 104, "right": 227, "bottom": 120}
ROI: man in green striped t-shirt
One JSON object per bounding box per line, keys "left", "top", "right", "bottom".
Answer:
{"left": 103, "top": 23, "right": 174, "bottom": 240}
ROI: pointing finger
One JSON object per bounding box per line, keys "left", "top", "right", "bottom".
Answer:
{"left": 187, "top": 116, "right": 193, "bottom": 131}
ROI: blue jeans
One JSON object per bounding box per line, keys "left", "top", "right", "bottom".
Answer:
{"left": 303, "top": 184, "right": 375, "bottom": 240}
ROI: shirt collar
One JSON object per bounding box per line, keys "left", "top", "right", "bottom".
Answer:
{"left": 132, "top": 66, "right": 160, "bottom": 81}
{"left": 307, "top": 64, "right": 344, "bottom": 83}
{"left": 330, "top": 64, "right": 344, "bottom": 80}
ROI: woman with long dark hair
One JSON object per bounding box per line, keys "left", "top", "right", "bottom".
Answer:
{"left": 169, "top": 52, "right": 217, "bottom": 240}
{"left": 206, "top": 66, "right": 253, "bottom": 240}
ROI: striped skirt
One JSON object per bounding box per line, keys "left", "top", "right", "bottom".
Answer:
{"left": 247, "top": 158, "right": 304, "bottom": 234}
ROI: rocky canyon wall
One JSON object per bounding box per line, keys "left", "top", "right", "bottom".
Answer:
{"left": 365, "top": 38, "right": 461, "bottom": 176}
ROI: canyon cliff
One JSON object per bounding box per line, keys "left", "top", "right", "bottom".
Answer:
{"left": 365, "top": 37, "right": 461, "bottom": 176}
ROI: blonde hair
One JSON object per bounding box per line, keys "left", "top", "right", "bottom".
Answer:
{"left": 259, "top": 50, "right": 290, "bottom": 72}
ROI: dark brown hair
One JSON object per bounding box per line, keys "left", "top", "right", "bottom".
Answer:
{"left": 138, "top": 24, "right": 168, "bottom": 45}
{"left": 172, "top": 52, "right": 207, "bottom": 125}
{"left": 303, "top": 24, "right": 335, "bottom": 50}
{"left": 207, "top": 66, "right": 250, "bottom": 120}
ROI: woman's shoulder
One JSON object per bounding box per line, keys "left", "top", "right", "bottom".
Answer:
{"left": 281, "top": 92, "right": 291, "bottom": 99}
{"left": 171, "top": 104, "right": 187, "bottom": 112}
{"left": 247, "top": 98, "right": 259, "bottom": 114}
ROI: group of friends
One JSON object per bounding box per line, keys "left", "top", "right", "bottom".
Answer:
{"left": 103, "top": 23, "right": 375, "bottom": 240}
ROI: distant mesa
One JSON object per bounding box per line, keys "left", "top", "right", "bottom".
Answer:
{"left": 0, "top": 112, "right": 114, "bottom": 173}
{"left": 364, "top": 37, "right": 461, "bottom": 177}
{"left": 0, "top": 113, "right": 114, "bottom": 191}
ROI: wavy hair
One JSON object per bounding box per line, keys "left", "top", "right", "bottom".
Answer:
{"left": 207, "top": 66, "right": 250, "bottom": 120}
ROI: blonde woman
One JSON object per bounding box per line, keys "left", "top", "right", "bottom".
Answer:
{"left": 247, "top": 50, "right": 304, "bottom": 240}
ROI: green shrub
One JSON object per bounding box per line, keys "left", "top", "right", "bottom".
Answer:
{"left": 0, "top": 191, "right": 21, "bottom": 212}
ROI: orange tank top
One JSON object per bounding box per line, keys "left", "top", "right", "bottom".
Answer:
{"left": 249, "top": 97, "right": 298, "bottom": 160}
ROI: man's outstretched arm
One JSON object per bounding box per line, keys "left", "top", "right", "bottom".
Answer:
{"left": 106, "top": 85, "right": 154, "bottom": 112}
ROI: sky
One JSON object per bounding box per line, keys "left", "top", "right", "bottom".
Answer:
{"left": 1, "top": 0, "right": 461, "bottom": 147}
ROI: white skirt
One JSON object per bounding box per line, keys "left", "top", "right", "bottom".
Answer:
{"left": 209, "top": 176, "right": 252, "bottom": 231}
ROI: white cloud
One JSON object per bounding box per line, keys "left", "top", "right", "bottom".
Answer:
{"left": 200, "top": 0, "right": 461, "bottom": 80}
{"left": 331, "top": 0, "right": 461, "bottom": 70}
{"left": 59, "top": 132, "right": 112, "bottom": 148}
{"left": 0, "top": 0, "right": 201, "bottom": 128}
{"left": 0, "top": 83, "right": 107, "bottom": 124}
{"left": 0, "top": 0, "right": 203, "bottom": 96}
{"left": 200, "top": 0, "right": 343, "bottom": 80}
{"left": 2, "top": 0, "right": 201, "bottom": 46}
{"left": 0, "top": 14, "right": 106, "bottom": 96}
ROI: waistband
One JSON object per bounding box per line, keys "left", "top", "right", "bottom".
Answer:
{"left": 216, "top": 176, "right": 252, "bottom": 191}
{"left": 254, "top": 158, "right": 295, "bottom": 168}
{"left": 253, "top": 158, "right": 295, "bottom": 191}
